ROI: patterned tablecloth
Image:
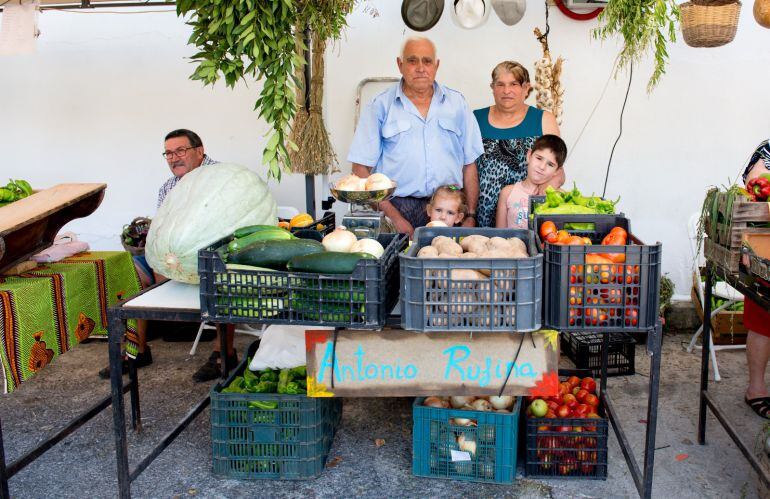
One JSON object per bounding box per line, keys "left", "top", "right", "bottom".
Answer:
{"left": 0, "top": 251, "right": 141, "bottom": 393}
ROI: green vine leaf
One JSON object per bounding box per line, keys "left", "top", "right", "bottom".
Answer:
{"left": 593, "top": 0, "right": 680, "bottom": 93}
{"left": 177, "top": 0, "right": 356, "bottom": 181}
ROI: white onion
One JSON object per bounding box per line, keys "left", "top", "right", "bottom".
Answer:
{"left": 336, "top": 174, "right": 367, "bottom": 191}
{"left": 350, "top": 238, "right": 385, "bottom": 258}
{"left": 423, "top": 396, "right": 447, "bottom": 408}
{"left": 365, "top": 173, "right": 393, "bottom": 191}
{"left": 489, "top": 396, "right": 513, "bottom": 410}
{"left": 456, "top": 434, "right": 477, "bottom": 456}
{"left": 450, "top": 396, "right": 476, "bottom": 409}
{"left": 470, "top": 399, "right": 492, "bottom": 412}
{"left": 322, "top": 227, "right": 357, "bottom": 252}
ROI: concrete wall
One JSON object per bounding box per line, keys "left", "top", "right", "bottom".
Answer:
{"left": 1, "top": 2, "right": 768, "bottom": 297}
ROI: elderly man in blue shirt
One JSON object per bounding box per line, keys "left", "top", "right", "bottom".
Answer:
{"left": 348, "top": 36, "right": 484, "bottom": 237}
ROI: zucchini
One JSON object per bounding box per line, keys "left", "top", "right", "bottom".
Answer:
{"left": 227, "top": 228, "right": 294, "bottom": 253}
{"left": 216, "top": 264, "right": 285, "bottom": 295}
{"left": 232, "top": 224, "right": 284, "bottom": 238}
{"left": 290, "top": 297, "right": 364, "bottom": 321}
{"left": 286, "top": 251, "right": 375, "bottom": 274}
{"left": 218, "top": 296, "right": 283, "bottom": 318}
{"left": 228, "top": 239, "right": 324, "bottom": 269}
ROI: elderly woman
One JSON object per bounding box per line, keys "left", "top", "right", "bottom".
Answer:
{"left": 473, "top": 61, "right": 562, "bottom": 228}
{"left": 743, "top": 140, "right": 770, "bottom": 419}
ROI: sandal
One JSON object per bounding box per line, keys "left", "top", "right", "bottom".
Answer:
{"left": 745, "top": 396, "right": 770, "bottom": 419}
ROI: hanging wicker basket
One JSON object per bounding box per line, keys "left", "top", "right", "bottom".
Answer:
{"left": 680, "top": 0, "right": 741, "bottom": 47}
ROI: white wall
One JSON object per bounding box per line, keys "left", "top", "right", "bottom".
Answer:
{"left": 1, "top": 3, "right": 768, "bottom": 297}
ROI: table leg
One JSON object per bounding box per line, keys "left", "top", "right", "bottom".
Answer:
{"left": 108, "top": 312, "right": 131, "bottom": 499}
{"left": 642, "top": 323, "right": 663, "bottom": 499}
{"left": 698, "top": 266, "right": 714, "bottom": 445}
{"left": 127, "top": 359, "right": 141, "bottom": 432}
{"left": 0, "top": 415, "right": 9, "bottom": 499}
{"left": 217, "top": 323, "right": 229, "bottom": 379}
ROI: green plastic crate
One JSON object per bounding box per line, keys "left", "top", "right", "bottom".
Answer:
{"left": 210, "top": 364, "right": 342, "bottom": 480}
{"left": 412, "top": 397, "right": 521, "bottom": 484}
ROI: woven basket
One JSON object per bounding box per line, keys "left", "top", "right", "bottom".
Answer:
{"left": 681, "top": 1, "right": 741, "bottom": 47}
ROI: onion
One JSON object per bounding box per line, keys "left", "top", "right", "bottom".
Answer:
{"left": 450, "top": 417, "right": 476, "bottom": 427}
{"left": 456, "top": 434, "right": 477, "bottom": 456}
{"left": 336, "top": 174, "right": 367, "bottom": 191}
{"left": 450, "top": 396, "right": 476, "bottom": 409}
{"left": 423, "top": 396, "right": 447, "bottom": 408}
{"left": 489, "top": 396, "right": 513, "bottom": 410}
{"left": 365, "top": 173, "right": 393, "bottom": 191}
{"left": 322, "top": 227, "right": 357, "bottom": 252}
{"left": 470, "top": 399, "right": 492, "bottom": 412}
{"left": 426, "top": 221, "right": 448, "bottom": 227}
{"left": 350, "top": 238, "right": 385, "bottom": 258}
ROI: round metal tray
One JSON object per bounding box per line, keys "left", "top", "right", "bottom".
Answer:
{"left": 329, "top": 183, "right": 396, "bottom": 203}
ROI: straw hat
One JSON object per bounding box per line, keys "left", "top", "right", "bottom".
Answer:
{"left": 491, "top": 0, "right": 526, "bottom": 26}
{"left": 401, "top": 0, "right": 445, "bottom": 32}
{"left": 451, "top": 0, "right": 491, "bottom": 29}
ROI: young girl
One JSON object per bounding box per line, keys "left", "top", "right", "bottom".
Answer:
{"left": 426, "top": 185, "right": 467, "bottom": 227}
{"left": 496, "top": 134, "right": 567, "bottom": 229}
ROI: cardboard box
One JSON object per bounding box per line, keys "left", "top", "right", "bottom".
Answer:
{"left": 691, "top": 272, "right": 747, "bottom": 345}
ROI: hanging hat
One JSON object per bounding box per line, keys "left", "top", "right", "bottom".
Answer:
{"left": 401, "top": 0, "right": 445, "bottom": 32}
{"left": 491, "top": 0, "right": 526, "bottom": 26}
{"left": 451, "top": 0, "right": 491, "bottom": 29}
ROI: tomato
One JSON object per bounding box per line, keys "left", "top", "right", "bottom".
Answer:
{"left": 584, "top": 394, "right": 599, "bottom": 408}
{"left": 567, "top": 235, "right": 585, "bottom": 245}
{"left": 563, "top": 393, "right": 578, "bottom": 408}
{"left": 580, "top": 377, "right": 597, "bottom": 394}
{"left": 575, "top": 388, "right": 590, "bottom": 403}
{"left": 560, "top": 381, "right": 572, "bottom": 396}
{"left": 574, "top": 403, "right": 591, "bottom": 416}
{"left": 582, "top": 237, "right": 593, "bottom": 245}
{"left": 556, "top": 405, "right": 571, "bottom": 418}
{"left": 567, "top": 376, "right": 581, "bottom": 388}
{"left": 556, "top": 230, "right": 572, "bottom": 244}
{"left": 540, "top": 220, "right": 557, "bottom": 239}
{"left": 546, "top": 231, "right": 559, "bottom": 244}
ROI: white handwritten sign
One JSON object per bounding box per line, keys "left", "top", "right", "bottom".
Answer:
{"left": 305, "top": 329, "right": 560, "bottom": 397}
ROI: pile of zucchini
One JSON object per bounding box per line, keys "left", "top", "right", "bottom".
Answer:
{"left": 214, "top": 225, "right": 370, "bottom": 321}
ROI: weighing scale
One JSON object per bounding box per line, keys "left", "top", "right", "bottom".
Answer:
{"left": 329, "top": 182, "right": 397, "bottom": 238}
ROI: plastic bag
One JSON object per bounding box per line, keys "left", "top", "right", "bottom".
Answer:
{"left": 248, "top": 325, "right": 331, "bottom": 371}
{"left": 32, "top": 232, "right": 89, "bottom": 263}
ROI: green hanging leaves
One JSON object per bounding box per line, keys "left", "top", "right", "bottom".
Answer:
{"left": 593, "top": 0, "right": 680, "bottom": 93}
{"left": 178, "top": 1, "right": 355, "bottom": 181}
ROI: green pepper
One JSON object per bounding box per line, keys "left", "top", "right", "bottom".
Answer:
{"left": 252, "top": 381, "right": 278, "bottom": 393}
{"left": 259, "top": 370, "right": 279, "bottom": 383}
{"left": 297, "top": 378, "right": 307, "bottom": 389}
{"left": 0, "top": 188, "right": 15, "bottom": 202}
{"left": 13, "top": 180, "right": 32, "bottom": 197}
{"left": 288, "top": 366, "right": 306, "bottom": 379}
{"left": 222, "top": 376, "right": 246, "bottom": 393}
{"left": 248, "top": 399, "right": 278, "bottom": 410}
{"left": 544, "top": 186, "right": 564, "bottom": 208}
{"left": 284, "top": 381, "right": 304, "bottom": 394}
{"left": 243, "top": 367, "right": 259, "bottom": 384}
{"left": 277, "top": 368, "right": 291, "bottom": 394}
{"left": 534, "top": 204, "right": 597, "bottom": 215}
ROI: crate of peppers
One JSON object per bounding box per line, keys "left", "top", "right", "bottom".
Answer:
{"left": 210, "top": 352, "right": 342, "bottom": 480}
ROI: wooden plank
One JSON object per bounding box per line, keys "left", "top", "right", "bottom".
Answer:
{"left": 0, "top": 183, "right": 106, "bottom": 273}
{"left": 0, "top": 184, "right": 105, "bottom": 235}
{"left": 305, "top": 329, "right": 560, "bottom": 397}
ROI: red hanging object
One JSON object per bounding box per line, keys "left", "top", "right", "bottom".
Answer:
{"left": 554, "top": 0, "right": 602, "bottom": 21}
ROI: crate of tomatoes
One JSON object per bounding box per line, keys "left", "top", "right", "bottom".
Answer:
{"left": 535, "top": 215, "right": 662, "bottom": 332}
{"left": 524, "top": 373, "right": 608, "bottom": 479}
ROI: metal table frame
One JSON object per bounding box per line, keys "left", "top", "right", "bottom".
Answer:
{"left": 106, "top": 282, "right": 234, "bottom": 499}
{"left": 697, "top": 263, "right": 770, "bottom": 489}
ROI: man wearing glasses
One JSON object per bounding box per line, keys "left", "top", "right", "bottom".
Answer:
{"left": 100, "top": 129, "right": 236, "bottom": 383}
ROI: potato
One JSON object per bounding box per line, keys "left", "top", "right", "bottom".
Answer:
{"left": 436, "top": 240, "right": 463, "bottom": 256}
{"left": 450, "top": 268, "right": 487, "bottom": 281}
{"left": 488, "top": 237, "right": 514, "bottom": 252}
{"left": 460, "top": 235, "right": 489, "bottom": 251}
{"left": 431, "top": 236, "right": 453, "bottom": 248}
{"left": 480, "top": 248, "right": 510, "bottom": 259}
{"left": 467, "top": 240, "right": 488, "bottom": 255}
{"left": 507, "top": 237, "right": 528, "bottom": 255}
{"left": 510, "top": 247, "right": 529, "bottom": 259}
{"left": 459, "top": 252, "right": 478, "bottom": 258}
{"left": 417, "top": 246, "right": 439, "bottom": 258}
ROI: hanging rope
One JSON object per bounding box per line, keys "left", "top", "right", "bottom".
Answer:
{"left": 293, "top": 32, "right": 339, "bottom": 175}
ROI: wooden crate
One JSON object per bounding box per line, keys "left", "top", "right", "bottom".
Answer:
{"left": 690, "top": 276, "right": 747, "bottom": 345}
{"left": 704, "top": 238, "right": 741, "bottom": 274}
{"left": 705, "top": 191, "right": 770, "bottom": 249}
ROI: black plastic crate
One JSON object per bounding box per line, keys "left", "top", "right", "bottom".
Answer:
{"left": 524, "top": 372, "right": 609, "bottom": 480}
{"left": 400, "top": 227, "right": 542, "bottom": 332}
{"left": 199, "top": 232, "right": 408, "bottom": 328}
{"left": 535, "top": 215, "right": 662, "bottom": 333}
{"left": 561, "top": 331, "right": 636, "bottom": 378}
{"left": 210, "top": 342, "right": 342, "bottom": 480}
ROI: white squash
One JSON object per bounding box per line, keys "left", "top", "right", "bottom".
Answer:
{"left": 350, "top": 238, "right": 385, "bottom": 258}
{"left": 145, "top": 163, "right": 277, "bottom": 284}
{"left": 322, "top": 227, "right": 358, "bottom": 252}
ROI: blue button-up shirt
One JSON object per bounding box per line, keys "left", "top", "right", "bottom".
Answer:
{"left": 347, "top": 80, "right": 484, "bottom": 198}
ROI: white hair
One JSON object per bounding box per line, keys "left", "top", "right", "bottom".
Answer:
{"left": 399, "top": 36, "right": 438, "bottom": 60}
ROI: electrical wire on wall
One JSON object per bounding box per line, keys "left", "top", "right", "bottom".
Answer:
{"left": 601, "top": 62, "right": 633, "bottom": 198}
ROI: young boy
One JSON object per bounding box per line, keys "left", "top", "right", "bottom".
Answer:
{"left": 495, "top": 134, "right": 567, "bottom": 229}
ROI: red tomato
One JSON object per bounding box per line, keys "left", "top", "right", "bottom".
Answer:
{"left": 559, "top": 382, "right": 572, "bottom": 397}
{"left": 545, "top": 409, "right": 557, "bottom": 419}
{"left": 584, "top": 394, "right": 599, "bottom": 408}
{"left": 547, "top": 400, "right": 560, "bottom": 412}
{"left": 574, "top": 403, "right": 591, "bottom": 417}
{"left": 567, "top": 376, "right": 581, "bottom": 388}
{"left": 576, "top": 389, "right": 590, "bottom": 403}
{"left": 563, "top": 393, "right": 578, "bottom": 408}
{"left": 580, "top": 377, "right": 597, "bottom": 394}
{"left": 540, "top": 220, "right": 557, "bottom": 239}
{"left": 546, "top": 231, "right": 559, "bottom": 244}
{"left": 556, "top": 405, "right": 571, "bottom": 418}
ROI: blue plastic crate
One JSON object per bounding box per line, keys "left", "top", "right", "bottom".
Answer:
{"left": 412, "top": 397, "right": 521, "bottom": 484}
{"left": 210, "top": 363, "right": 342, "bottom": 480}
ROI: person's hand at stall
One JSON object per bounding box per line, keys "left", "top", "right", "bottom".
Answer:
{"left": 461, "top": 162, "right": 479, "bottom": 227}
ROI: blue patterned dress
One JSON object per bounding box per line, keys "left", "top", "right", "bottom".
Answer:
{"left": 473, "top": 106, "right": 544, "bottom": 228}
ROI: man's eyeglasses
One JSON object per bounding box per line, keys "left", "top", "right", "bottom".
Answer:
{"left": 162, "top": 146, "right": 198, "bottom": 159}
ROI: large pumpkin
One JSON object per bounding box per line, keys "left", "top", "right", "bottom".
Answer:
{"left": 145, "top": 163, "right": 277, "bottom": 283}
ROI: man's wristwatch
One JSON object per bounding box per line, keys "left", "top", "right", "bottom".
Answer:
{"left": 466, "top": 212, "right": 477, "bottom": 221}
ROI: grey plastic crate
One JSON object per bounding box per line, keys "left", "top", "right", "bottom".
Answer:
{"left": 400, "top": 227, "right": 542, "bottom": 332}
